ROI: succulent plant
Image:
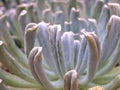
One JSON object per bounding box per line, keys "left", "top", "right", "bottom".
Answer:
{"left": 0, "top": 0, "right": 120, "bottom": 90}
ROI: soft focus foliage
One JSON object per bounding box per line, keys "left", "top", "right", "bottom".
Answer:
{"left": 0, "top": 0, "right": 120, "bottom": 90}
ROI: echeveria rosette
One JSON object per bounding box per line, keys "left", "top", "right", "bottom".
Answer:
{"left": 26, "top": 22, "right": 100, "bottom": 90}
{"left": 25, "top": 14, "right": 120, "bottom": 90}
{"left": 0, "top": 0, "right": 120, "bottom": 90}
{"left": 0, "top": 14, "right": 120, "bottom": 90}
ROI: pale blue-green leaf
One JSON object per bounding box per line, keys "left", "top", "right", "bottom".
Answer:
{"left": 30, "top": 47, "right": 63, "bottom": 89}
{"left": 64, "top": 21, "right": 71, "bottom": 32}
{"left": 93, "top": 66, "right": 120, "bottom": 84}
{"left": 73, "top": 40, "right": 81, "bottom": 66}
{"left": 49, "top": 25, "right": 66, "bottom": 78}
{"left": 28, "top": 47, "right": 43, "bottom": 84}
{"left": 88, "top": 19, "right": 98, "bottom": 35}
{"left": 95, "top": 39, "right": 120, "bottom": 77}
{"left": 79, "top": 31, "right": 100, "bottom": 85}
{"left": 0, "top": 14, "right": 28, "bottom": 69}
{"left": 0, "top": 41, "right": 36, "bottom": 83}
{"left": 37, "top": 22, "right": 60, "bottom": 75}
{"left": 61, "top": 32, "right": 75, "bottom": 71}
{"left": 75, "top": 35, "right": 87, "bottom": 76}
{"left": 70, "top": 8, "right": 80, "bottom": 33}
{"left": 56, "top": 28, "right": 67, "bottom": 78}
{"left": 7, "top": 9, "right": 16, "bottom": 35}
{"left": 91, "top": 0, "right": 104, "bottom": 21}
{"left": 26, "top": 4, "right": 35, "bottom": 22}
{"left": 97, "top": 4, "right": 110, "bottom": 41}
{"left": 36, "top": 0, "right": 46, "bottom": 20}
{"left": 0, "top": 68, "right": 40, "bottom": 88}
{"left": 18, "top": 10, "right": 27, "bottom": 35}
{"left": 78, "top": 18, "right": 88, "bottom": 32}
{"left": 13, "top": 13, "right": 24, "bottom": 46}
{"left": 68, "top": 0, "right": 77, "bottom": 15}
{"left": 91, "top": 33, "right": 101, "bottom": 57}
{"left": 24, "top": 23, "right": 37, "bottom": 56}
{"left": 98, "top": 15, "right": 120, "bottom": 68}
{"left": 44, "top": 68, "right": 59, "bottom": 80}
{"left": 54, "top": 11, "right": 65, "bottom": 28}
{"left": 84, "top": 0, "right": 96, "bottom": 17}
{"left": 42, "top": 8, "right": 53, "bottom": 23}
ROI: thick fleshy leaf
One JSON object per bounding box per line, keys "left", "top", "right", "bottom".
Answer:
{"left": 0, "top": 14, "right": 28, "bottom": 69}
{"left": 16, "top": 4, "right": 26, "bottom": 16}
{"left": 97, "top": 4, "right": 110, "bottom": 41}
{"left": 93, "top": 66, "right": 120, "bottom": 85}
{"left": 79, "top": 31, "right": 100, "bottom": 85}
{"left": 13, "top": 11, "right": 24, "bottom": 46}
{"left": 11, "top": 5, "right": 26, "bottom": 37}
{"left": 68, "top": 0, "right": 77, "bottom": 15}
{"left": 37, "top": 22, "right": 66, "bottom": 78}
{"left": 91, "top": 0, "right": 104, "bottom": 21}
{"left": 77, "top": 1, "right": 86, "bottom": 18}
{"left": 28, "top": 47, "right": 41, "bottom": 84}
{"left": 88, "top": 19, "right": 98, "bottom": 34}
{"left": 54, "top": 11, "right": 65, "bottom": 28}
{"left": 7, "top": 9, "right": 18, "bottom": 35}
{"left": 64, "top": 70, "right": 78, "bottom": 90}
{"left": 56, "top": 28, "right": 67, "bottom": 77}
{"left": 70, "top": 8, "right": 80, "bottom": 33}
{"left": 98, "top": 15, "right": 120, "bottom": 68}
{"left": 49, "top": 25, "right": 66, "bottom": 77}
{"left": 28, "top": 47, "right": 63, "bottom": 89}
{"left": 84, "top": 0, "right": 96, "bottom": 17}
{"left": 108, "top": 3, "right": 120, "bottom": 16}
{"left": 75, "top": 35, "right": 88, "bottom": 76}
{"left": 34, "top": 47, "right": 63, "bottom": 89}
{"left": 42, "top": 8, "right": 53, "bottom": 23}
{"left": 95, "top": 38, "right": 120, "bottom": 77}
{"left": 78, "top": 18, "right": 88, "bottom": 31}
{"left": 24, "top": 23, "right": 37, "bottom": 56}
{"left": 91, "top": 33, "right": 101, "bottom": 56}
{"left": 36, "top": 22, "right": 57, "bottom": 73}
{"left": 0, "top": 41, "right": 37, "bottom": 83}
{"left": 36, "top": 0, "right": 46, "bottom": 20}
{"left": 26, "top": 4, "right": 35, "bottom": 22}
{"left": 78, "top": 18, "right": 97, "bottom": 33}
{"left": 60, "top": 31, "right": 75, "bottom": 71}
{"left": 0, "top": 68, "right": 40, "bottom": 88}
{"left": 18, "top": 10, "right": 27, "bottom": 35}
{"left": 73, "top": 40, "right": 81, "bottom": 66}
{"left": 44, "top": 68, "right": 59, "bottom": 80}
{"left": 64, "top": 21, "right": 71, "bottom": 32}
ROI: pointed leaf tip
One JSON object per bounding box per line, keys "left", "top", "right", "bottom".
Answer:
{"left": 25, "top": 23, "right": 38, "bottom": 32}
